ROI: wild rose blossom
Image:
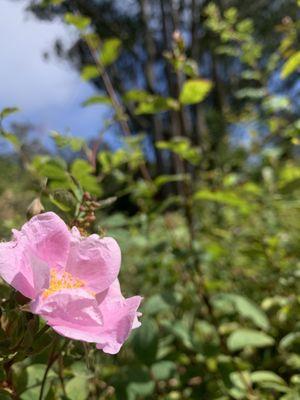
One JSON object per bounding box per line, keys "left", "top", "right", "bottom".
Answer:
{"left": 0, "top": 212, "right": 141, "bottom": 354}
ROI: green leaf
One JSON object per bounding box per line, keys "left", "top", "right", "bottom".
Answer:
{"left": 64, "top": 13, "right": 91, "bottom": 30}
{"left": 132, "top": 319, "right": 159, "bottom": 365}
{"left": 166, "top": 321, "right": 194, "bottom": 350}
{"left": 251, "top": 371, "right": 285, "bottom": 385}
{"left": 66, "top": 376, "right": 89, "bottom": 400}
{"left": 0, "top": 132, "right": 21, "bottom": 149}
{"left": 51, "top": 131, "right": 85, "bottom": 152}
{"left": 179, "top": 79, "right": 213, "bottom": 105}
{"left": 0, "top": 107, "right": 19, "bottom": 119}
{"left": 33, "top": 157, "right": 68, "bottom": 180}
{"left": 50, "top": 0, "right": 64, "bottom": 4}
{"left": 143, "top": 294, "right": 170, "bottom": 315}
{"left": 151, "top": 361, "right": 176, "bottom": 380}
{"left": 230, "top": 371, "right": 251, "bottom": 391}
{"left": 124, "top": 89, "right": 150, "bottom": 102}
{"left": 154, "top": 174, "right": 189, "bottom": 188}
{"left": 156, "top": 137, "right": 201, "bottom": 164}
{"left": 227, "top": 329, "right": 274, "bottom": 352}
{"left": 135, "top": 95, "right": 179, "bottom": 115}
{"left": 71, "top": 159, "right": 101, "bottom": 196}
{"left": 281, "top": 51, "right": 300, "bottom": 79}
{"left": 279, "top": 332, "right": 300, "bottom": 352}
{"left": 100, "top": 38, "right": 122, "bottom": 67}
{"left": 217, "top": 293, "right": 270, "bottom": 330}
{"left": 263, "top": 95, "right": 290, "bottom": 112}
{"left": 82, "top": 95, "right": 111, "bottom": 107}
{"left": 194, "top": 189, "right": 250, "bottom": 211}
{"left": 126, "top": 370, "right": 155, "bottom": 400}
{"left": 20, "top": 364, "right": 56, "bottom": 400}
{"left": 49, "top": 190, "right": 76, "bottom": 212}
{"left": 81, "top": 65, "right": 99, "bottom": 81}
{"left": 236, "top": 88, "right": 267, "bottom": 99}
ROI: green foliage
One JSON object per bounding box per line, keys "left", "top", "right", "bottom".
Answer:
{"left": 1, "top": 1, "right": 300, "bottom": 399}
{"left": 227, "top": 329, "right": 275, "bottom": 351}
{"left": 100, "top": 38, "right": 122, "bottom": 67}
{"left": 81, "top": 65, "right": 99, "bottom": 81}
{"left": 179, "top": 79, "right": 213, "bottom": 105}
{"left": 82, "top": 95, "right": 111, "bottom": 107}
{"left": 281, "top": 51, "right": 300, "bottom": 79}
{"left": 64, "top": 13, "right": 91, "bottom": 30}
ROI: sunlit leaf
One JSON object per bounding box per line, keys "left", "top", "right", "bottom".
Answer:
{"left": 81, "top": 65, "right": 99, "bottom": 81}
{"left": 281, "top": 51, "right": 300, "bottom": 79}
{"left": 64, "top": 13, "right": 91, "bottom": 30}
{"left": 82, "top": 95, "right": 111, "bottom": 106}
{"left": 179, "top": 79, "right": 213, "bottom": 105}
{"left": 100, "top": 38, "right": 122, "bottom": 67}
{"left": 227, "top": 329, "right": 274, "bottom": 351}
{"left": 0, "top": 107, "right": 19, "bottom": 119}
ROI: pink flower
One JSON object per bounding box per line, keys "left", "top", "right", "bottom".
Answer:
{"left": 0, "top": 212, "right": 142, "bottom": 354}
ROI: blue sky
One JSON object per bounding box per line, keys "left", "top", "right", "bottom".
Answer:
{"left": 0, "top": 0, "right": 110, "bottom": 150}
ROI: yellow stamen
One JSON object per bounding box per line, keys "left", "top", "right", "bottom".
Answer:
{"left": 43, "top": 269, "right": 84, "bottom": 298}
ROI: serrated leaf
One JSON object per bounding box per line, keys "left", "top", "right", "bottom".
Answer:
{"left": 49, "top": 190, "right": 76, "bottom": 212}
{"left": 179, "top": 79, "right": 213, "bottom": 105}
{"left": 34, "top": 157, "right": 68, "bottom": 180}
{"left": 71, "top": 159, "right": 101, "bottom": 196}
{"left": 51, "top": 131, "right": 85, "bottom": 152}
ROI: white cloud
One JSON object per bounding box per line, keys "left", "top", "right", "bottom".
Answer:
{"left": 0, "top": 0, "right": 107, "bottom": 140}
{"left": 0, "top": 1, "right": 79, "bottom": 110}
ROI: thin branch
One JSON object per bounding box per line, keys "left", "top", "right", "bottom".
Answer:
{"left": 38, "top": 339, "right": 68, "bottom": 400}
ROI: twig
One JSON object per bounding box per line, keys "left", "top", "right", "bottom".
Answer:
{"left": 38, "top": 339, "right": 68, "bottom": 400}
{"left": 69, "top": 7, "right": 152, "bottom": 183}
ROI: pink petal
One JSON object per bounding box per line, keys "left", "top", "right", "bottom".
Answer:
{"left": 20, "top": 212, "right": 71, "bottom": 269}
{"left": 95, "top": 281, "right": 142, "bottom": 354}
{"left": 65, "top": 232, "right": 121, "bottom": 294}
{"left": 0, "top": 241, "right": 50, "bottom": 299}
{"left": 31, "top": 288, "right": 104, "bottom": 342}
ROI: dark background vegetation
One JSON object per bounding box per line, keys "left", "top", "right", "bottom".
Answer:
{"left": 0, "top": 0, "right": 300, "bottom": 399}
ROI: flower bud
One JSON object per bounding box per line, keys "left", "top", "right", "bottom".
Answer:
{"left": 26, "top": 198, "right": 45, "bottom": 219}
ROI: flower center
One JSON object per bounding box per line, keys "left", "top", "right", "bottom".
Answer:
{"left": 43, "top": 269, "right": 84, "bottom": 298}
